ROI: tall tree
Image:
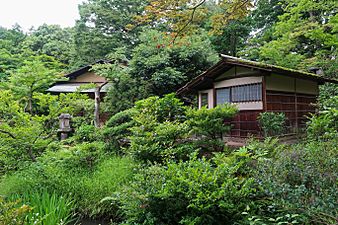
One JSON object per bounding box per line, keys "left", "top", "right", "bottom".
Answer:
{"left": 72, "top": 0, "right": 147, "bottom": 66}
{"left": 1, "top": 56, "right": 63, "bottom": 114}
{"left": 250, "top": 0, "right": 337, "bottom": 73}
{"left": 234, "top": 0, "right": 285, "bottom": 60}
{"left": 250, "top": 0, "right": 284, "bottom": 35}
{"left": 241, "top": 0, "right": 338, "bottom": 100}
{"left": 129, "top": 29, "right": 218, "bottom": 96}
{"left": 209, "top": 19, "right": 252, "bottom": 56}
{"left": 0, "top": 25, "right": 26, "bottom": 79}
{"left": 139, "top": 0, "right": 253, "bottom": 38}
{"left": 23, "top": 24, "right": 74, "bottom": 65}
{"left": 92, "top": 47, "right": 148, "bottom": 115}
{"left": 194, "top": 1, "right": 253, "bottom": 56}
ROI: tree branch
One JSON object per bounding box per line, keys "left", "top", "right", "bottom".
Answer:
{"left": 172, "top": 0, "right": 206, "bottom": 43}
{"left": 0, "top": 129, "right": 16, "bottom": 139}
{"left": 150, "top": 0, "right": 206, "bottom": 12}
{"left": 230, "top": 0, "right": 251, "bottom": 15}
{"left": 98, "top": 81, "right": 109, "bottom": 92}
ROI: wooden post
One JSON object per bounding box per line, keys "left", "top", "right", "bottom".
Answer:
{"left": 262, "top": 76, "right": 267, "bottom": 112}
{"left": 94, "top": 82, "right": 108, "bottom": 128}
{"left": 294, "top": 78, "right": 298, "bottom": 131}
{"left": 212, "top": 83, "right": 216, "bottom": 108}
{"left": 94, "top": 87, "right": 100, "bottom": 128}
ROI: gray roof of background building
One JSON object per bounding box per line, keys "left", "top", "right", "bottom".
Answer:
{"left": 47, "top": 83, "right": 111, "bottom": 93}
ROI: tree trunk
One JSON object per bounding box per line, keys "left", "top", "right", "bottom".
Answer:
{"left": 94, "top": 87, "right": 101, "bottom": 128}
{"left": 27, "top": 147, "right": 37, "bottom": 162}
{"left": 28, "top": 91, "right": 33, "bottom": 114}
{"left": 94, "top": 82, "right": 108, "bottom": 128}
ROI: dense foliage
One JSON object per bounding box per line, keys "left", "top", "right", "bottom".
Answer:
{"left": 255, "top": 140, "right": 338, "bottom": 224}
{"left": 119, "top": 153, "right": 257, "bottom": 225}
{"left": 0, "top": 0, "right": 337, "bottom": 224}
{"left": 126, "top": 94, "right": 237, "bottom": 162}
{"left": 0, "top": 152, "right": 137, "bottom": 221}
{"left": 307, "top": 96, "right": 338, "bottom": 141}
{"left": 258, "top": 112, "right": 287, "bottom": 137}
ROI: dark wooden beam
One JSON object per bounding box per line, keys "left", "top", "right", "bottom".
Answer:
{"left": 262, "top": 75, "right": 267, "bottom": 112}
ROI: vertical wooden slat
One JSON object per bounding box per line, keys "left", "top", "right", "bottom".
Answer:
{"left": 294, "top": 78, "right": 298, "bottom": 130}
{"left": 265, "top": 90, "right": 317, "bottom": 133}
{"left": 212, "top": 83, "right": 216, "bottom": 108}
{"left": 262, "top": 76, "right": 267, "bottom": 112}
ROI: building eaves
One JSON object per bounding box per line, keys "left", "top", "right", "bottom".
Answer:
{"left": 177, "top": 55, "right": 338, "bottom": 95}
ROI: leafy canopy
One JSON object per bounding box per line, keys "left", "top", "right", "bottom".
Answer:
{"left": 139, "top": 0, "right": 253, "bottom": 37}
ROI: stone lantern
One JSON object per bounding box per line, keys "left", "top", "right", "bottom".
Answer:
{"left": 58, "top": 113, "right": 72, "bottom": 140}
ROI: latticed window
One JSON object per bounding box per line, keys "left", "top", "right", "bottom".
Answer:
{"left": 231, "top": 83, "right": 262, "bottom": 102}
{"left": 215, "top": 83, "right": 262, "bottom": 105}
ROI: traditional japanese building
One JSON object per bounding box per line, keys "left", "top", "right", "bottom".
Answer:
{"left": 177, "top": 55, "right": 338, "bottom": 137}
{"left": 47, "top": 60, "right": 112, "bottom": 126}
{"left": 47, "top": 60, "right": 111, "bottom": 98}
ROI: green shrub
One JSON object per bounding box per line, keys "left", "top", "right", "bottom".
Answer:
{"left": 254, "top": 139, "right": 338, "bottom": 224}
{"left": 73, "top": 124, "right": 101, "bottom": 143}
{"left": 133, "top": 93, "right": 187, "bottom": 123}
{"left": 241, "top": 137, "right": 287, "bottom": 158}
{"left": 186, "top": 104, "right": 238, "bottom": 152}
{"left": 42, "top": 141, "right": 106, "bottom": 170}
{"left": 68, "top": 141, "right": 106, "bottom": 169}
{"left": 0, "top": 197, "right": 31, "bottom": 225}
{"left": 102, "top": 109, "right": 135, "bottom": 152}
{"left": 127, "top": 95, "right": 238, "bottom": 162}
{"left": 307, "top": 96, "right": 338, "bottom": 141}
{"left": 258, "top": 112, "right": 286, "bottom": 137}
{"left": 127, "top": 94, "right": 194, "bottom": 162}
{"left": 129, "top": 121, "right": 195, "bottom": 163}
{"left": 118, "top": 153, "right": 258, "bottom": 225}
{"left": 10, "top": 191, "right": 76, "bottom": 225}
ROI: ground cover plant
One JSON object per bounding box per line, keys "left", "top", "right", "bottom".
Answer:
{"left": 253, "top": 139, "right": 338, "bottom": 224}
{"left": 0, "top": 196, "right": 31, "bottom": 225}
{"left": 307, "top": 96, "right": 338, "bottom": 141}
{"left": 0, "top": 191, "right": 75, "bottom": 225}
{"left": 0, "top": 147, "right": 138, "bottom": 222}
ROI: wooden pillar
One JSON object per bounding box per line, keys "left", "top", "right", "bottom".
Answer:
{"left": 94, "top": 87, "right": 101, "bottom": 128}
{"left": 262, "top": 76, "right": 267, "bottom": 112}
{"left": 212, "top": 83, "right": 216, "bottom": 108}
{"left": 294, "top": 78, "right": 298, "bottom": 131}
{"left": 94, "top": 82, "right": 108, "bottom": 128}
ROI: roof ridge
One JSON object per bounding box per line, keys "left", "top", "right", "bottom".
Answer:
{"left": 177, "top": 55, "right": 338, "bottom": 95}
{"left": 220, "top": 54, "right": 318, "bottom": 77}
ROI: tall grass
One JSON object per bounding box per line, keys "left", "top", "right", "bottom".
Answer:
{"left": 10, "top": 190, "right": 76, "bottom": 225}
{"left": 52, "top": 156, "right": 137, "bottom": 219}
{"left": 0, "top": 155, "right": 138, "bottom": 220}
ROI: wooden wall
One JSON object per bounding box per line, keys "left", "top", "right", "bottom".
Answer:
{"left": 209, "top": 72, "right": 320, "bottom": 137}
{"left": 227, "top": 110, "right": 263, "bottom": 137}
{"left": 227, "top": 91, "right": 317, "bottom": 137}
{"left": 266, "top": 90, "right": 317, "bottom": 130}
{"left": 71, "top": 72, "right": 107, "bottom": 83}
